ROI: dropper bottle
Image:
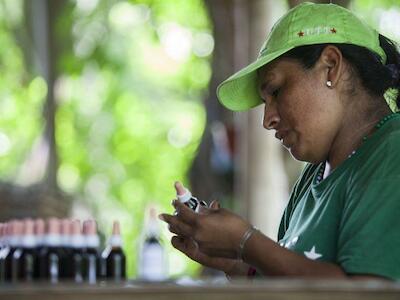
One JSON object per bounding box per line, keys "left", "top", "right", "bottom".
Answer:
{"left": 0, "top": 223, "right": 6, "bottom": 282}
{"left": 33, "top": 219, "right": 45, "bottom": 280}
{"left": 101, "top": 221, "right": 126, "bottom": 281}
{"left": 9, "top": 220, "right": 23, "bottom": 283}
{"left": 138, "top": 207, "right": 167, "bottom": 281}
{"left": 12, "top": 219, "right": 37, "bottom": 282}
{"left": 70, "top": 219, "right": 84, "bottom": 283}
{"left": 40, "top": 218, "right": 63, "bottom": 284}
{"left": 4, "top": 221, "right": 19, "bottom": 282}
{"left": 82, "top": 219, "right": 100, "bottom": 284}
{"left": 60, "top": 219, "right": 72, "bottom": 279}
{"left": 175, "top": 181, "right": 207, "bottom": 213}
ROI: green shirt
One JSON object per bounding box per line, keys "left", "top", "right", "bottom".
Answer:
{"left": 277, "top": 115, "right": 400, "bottom": 280}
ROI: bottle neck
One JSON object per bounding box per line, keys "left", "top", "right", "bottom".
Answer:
{"left": 44, "top": 234, "right": 62, "bottom": 247}
{"left": 108, "top": 235, "right": 123, "bottom": 248}
{"left": 85, "top": 234, "right": 100, "bottom": 249}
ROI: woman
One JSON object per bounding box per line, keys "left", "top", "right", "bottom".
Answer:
{"left": 159, "top": 2, "right": 400, "bottom": 280}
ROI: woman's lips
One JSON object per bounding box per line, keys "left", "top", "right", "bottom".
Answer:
{"left": 275, "top": 131, "right": 285, "bottom": 141}
{"left": 275, "top": 131, "right": 291, "bottom": 147}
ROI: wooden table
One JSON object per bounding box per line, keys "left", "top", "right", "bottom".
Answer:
{"left": 1, "top": 278, "right": 400, "bottom": 300}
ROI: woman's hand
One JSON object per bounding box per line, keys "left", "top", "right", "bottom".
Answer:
{"left": 170, "top": 235, "right": 241, "bottom": 274}
{"left": 159, "top": 199, "right": 251, "bottom": 259}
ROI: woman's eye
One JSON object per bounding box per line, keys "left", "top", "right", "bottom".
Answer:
{"left": 272, "top": 89, "right": 280, "bottom": 97}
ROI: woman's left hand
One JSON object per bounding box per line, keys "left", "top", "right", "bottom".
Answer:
{"left": 159, "top": 200, "right": 251, "bottom": 259}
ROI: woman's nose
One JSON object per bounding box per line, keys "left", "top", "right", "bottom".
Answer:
{"left": 263, "top": 103, "right": 280, "bottom": 130}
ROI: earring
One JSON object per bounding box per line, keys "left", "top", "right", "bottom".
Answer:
{"left": 326, "top": 80, "right": 332, "bottom": 88}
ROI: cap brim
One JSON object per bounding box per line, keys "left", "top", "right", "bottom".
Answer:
{"left": 217, "top": 47, "right": 295, "bottom": 111}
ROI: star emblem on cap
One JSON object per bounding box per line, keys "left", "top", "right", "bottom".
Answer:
{"left": 330, "top": 28, "right": 337, "bottom": 34}
{"left": 298, "top": 31, "right": 304, "bottom": 37}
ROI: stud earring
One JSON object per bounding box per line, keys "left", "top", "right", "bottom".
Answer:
{"left": 326, "top": 80, "right": 332, "bottom": 88}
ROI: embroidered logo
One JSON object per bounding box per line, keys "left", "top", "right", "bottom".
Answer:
{"left": 297, "top": 26, "right": 338, "bottom": 37}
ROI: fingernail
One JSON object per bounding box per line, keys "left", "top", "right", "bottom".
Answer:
{"left": 158, "top": 214, "right": 165, "bottom": 221}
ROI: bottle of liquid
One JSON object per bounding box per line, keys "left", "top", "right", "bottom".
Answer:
{"left": 175, "top": 181, "right": 207, "bottom": 213}
{"left": 60, "top": 219, "right": 73, "bottom": 279}
{"left": 33, "top": 219, "right": 45, "bottom": 280}
{"left": 12, "top": 219, "right": 37, "bottom": 282}
{"left": 70, "top": 219, "right": 84, "bottom": 283}
{"left": 0, "top": 223, "right": 6, "bottom": 283}
{"left": 101, "top": 221, "right": 126, "bottom": 282}
{"left": 3, "top": 221, "right": 18, "bottom": 282}
{"left": 39, "top": 218, "right": 63, "bottom": 283}
{"left": 9, "top": 220, "right": 24, "bottom": 283}
{"left": 138, "top": 207, "right": 167, "bottom": 281}
{"left": 82, "top": 220, "right": 100, "bottom": 284}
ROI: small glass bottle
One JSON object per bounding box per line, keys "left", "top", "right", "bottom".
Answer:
{"left": 138, "top": 207, "right": 167, "bottom": 281}
{"left": 101, "top": 221, "right": 126, "bottom": 282}
{"left": 33, "top": 219, "right": 45, "bottom": 280}
{"left": 39, "top": 218, "right": 64, "bottom": 284}
{"left": 82, "top": 220, "right": 100, "bottom": 284}
{"left": 3, "top": 222, "right": 19, "bottom": 282}
{"left": 70, "top": 219, "right": 84, "bottom": 283}
{"left": 60, "top": 219, "right": 73, "bottom": 279}
{"left": 12, "top": 219, "right": 37, "bottom": 282}
{"left": 175, "top": 182, "right": 207, "bottom": 213}
{"left": 0, "top": 223, "right": 7, "bottom": 283}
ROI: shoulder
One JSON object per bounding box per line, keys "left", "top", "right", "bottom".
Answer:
{"left": 353, "top": 118, "right": 400, "bottom": 178}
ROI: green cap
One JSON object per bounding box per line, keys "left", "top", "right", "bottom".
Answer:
{"left": 217, "top": 2, "right": 386, "bottom": 111}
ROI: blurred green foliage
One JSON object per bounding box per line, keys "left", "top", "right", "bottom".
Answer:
{"left": 352, "top": 0, "right": 400, "bottom": 42}
{"left": 0, "top": 0, "right": 212, "bottom": 277}
{"left": 55, "top": 0, "right": 211, "bottom": 277}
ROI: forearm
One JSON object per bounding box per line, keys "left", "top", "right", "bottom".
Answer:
{"left": 242, "top": 230, "right": 347, "bottom": 277}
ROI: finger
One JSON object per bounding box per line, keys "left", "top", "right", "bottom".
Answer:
{"left": 168, "top": 222, "right": 193, "bottom": 237}
{"left": 171, "top": 236, "right": 201, "bottom": 261}
{"left": 210, "top": 200, "right": 220, "bottom": 210}
{"left": 198, "top": 205, "right": 208, "bottom": 214}
{"left": 159, "top": 214, "right": 194, "bottom": 236}
{"left": 173, "top": 200, "right": 198, "bottom": 225}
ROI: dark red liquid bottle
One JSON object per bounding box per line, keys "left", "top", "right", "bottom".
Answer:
{"left": 70, "top": 219, "right": 84, "bottom": 283}
{"left": 101, "top": 221, "right": 126, "bottom": 281}
{"left": 82, "top": 220, "right": 100, "bottom": 284}
{"left": 12, "top": 219, "right": 38, "bottom": 282}
{"left": 39, "top": 218, "right": 64, "bottom": 283}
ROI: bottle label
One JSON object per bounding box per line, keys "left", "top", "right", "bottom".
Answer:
{"left": 87, "top": 255, "right": 97, "bottom": 284}
{"left": 25, "top": 254, "right": 34, "bottom": 281}
{"left": 113, "top": 255, "right": 122, "bottom": 280}
{"left": 139, "top": 244, "right": 166, "bottom": 281}
{"left": 74, "top": 254, "right": 83, "bottom": 283}
{"left": 49, "top": 253, "right": 59, "bottom": 284}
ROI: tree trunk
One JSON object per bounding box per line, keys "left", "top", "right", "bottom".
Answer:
{"left": 189, "top": 0, "right": 237, "bottom": 206}
{"left": 0, "top": 0, "right": 70, "bottom": 221}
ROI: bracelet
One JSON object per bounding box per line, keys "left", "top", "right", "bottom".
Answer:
{"left": 237, "top": 225, "right": 258, "bottom": 261}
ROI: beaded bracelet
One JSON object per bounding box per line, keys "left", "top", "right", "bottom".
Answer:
{"left": 237, "top": 226, "right": 258, "bottom": 261}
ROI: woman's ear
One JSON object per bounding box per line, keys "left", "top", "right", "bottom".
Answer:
{"left": 317, "top": 45, "right": 344, "bottom": 88}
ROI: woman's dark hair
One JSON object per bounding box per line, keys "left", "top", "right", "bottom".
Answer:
{"left": 281, "top": 35, "right": 400, "bottom": 109}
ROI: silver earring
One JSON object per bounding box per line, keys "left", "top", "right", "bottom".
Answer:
{"left": 326, "top": 80, "right": 332, "bottom": 88}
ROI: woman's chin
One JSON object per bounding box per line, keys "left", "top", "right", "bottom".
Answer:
{"left": 289, "top": 145, "right": 309, "bottom": 162}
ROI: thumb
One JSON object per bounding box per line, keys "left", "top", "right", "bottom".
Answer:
{"left": 171, "top": 236, "right": 199, "bottom": 259}
{"left": 210, "top": 200, "right": 220, "bottom": 210}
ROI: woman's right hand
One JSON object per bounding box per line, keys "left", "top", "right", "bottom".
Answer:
{"left": 170, "top": 200, "right": 248, "bottom": 276}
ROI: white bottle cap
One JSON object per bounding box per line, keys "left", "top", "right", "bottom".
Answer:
{"left": 175, "top": 181, "right": 192, "bottom": 203}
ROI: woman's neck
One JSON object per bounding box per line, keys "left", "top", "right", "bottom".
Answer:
{"left": 327, "top": 99, "right": 392, "bottom": 170}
